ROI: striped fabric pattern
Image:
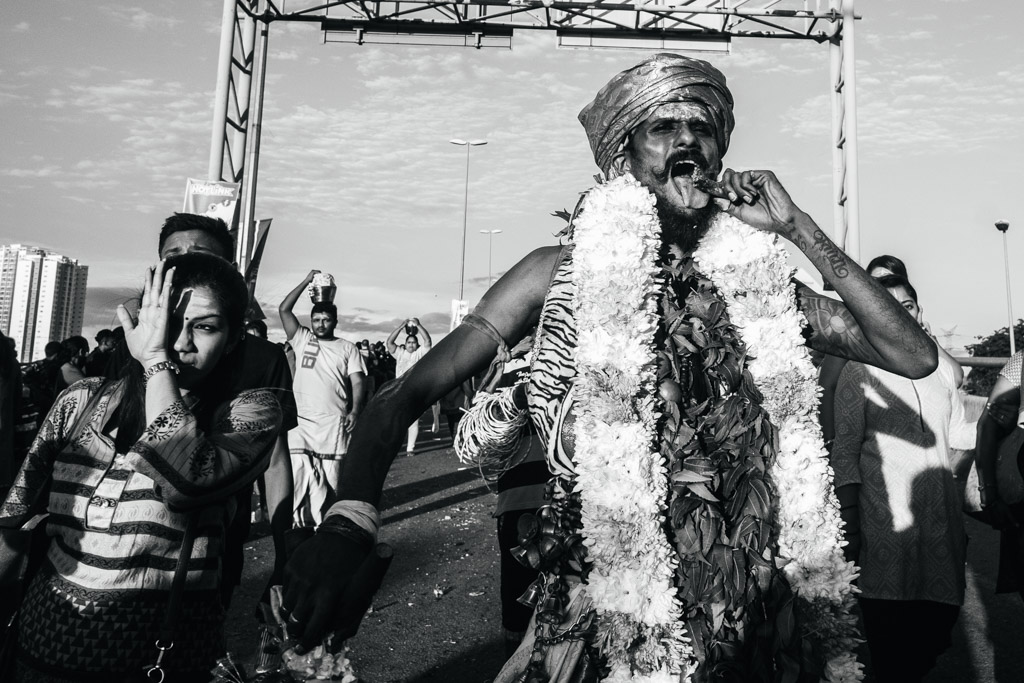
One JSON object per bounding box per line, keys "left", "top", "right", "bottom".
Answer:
{"left": 526, "top": 247, "right": 579, "bottom": 478}
{"left": 0, "top": 377, "right": 281, "bottom": 676}
{"left": 1, "top": 377, "right": 281, "bottom": 594}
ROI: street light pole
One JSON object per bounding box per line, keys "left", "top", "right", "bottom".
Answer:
{"left": 479, "top": 229, "right": 503, "bottom": 287}
{"left": 450, "top": 138, "right": 487, "bottom": 301}
{"left": 997, "top": 220, "right": 1015, "bottom": 355}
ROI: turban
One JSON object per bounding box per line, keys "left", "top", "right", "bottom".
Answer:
{"left": 579, "top": 53, "right": 735, "bottom": 174}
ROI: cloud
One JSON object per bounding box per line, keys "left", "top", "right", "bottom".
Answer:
{"left": 100, "top": 6, "right": 183, "bottom": 31}
{"left": 7, "top": 75, "right": 212, "bottom": 214}
{"left": 8, "top": 2, "right": 1022, "bottom": 349}
{"left": 781, "top": 60, "right": 1024, "bottom": 157}
{"left": 1, "top": 166, "right": 61, "bottom": 178}
{"left": 13, "top": 22, "right": 29, "bottom": 33}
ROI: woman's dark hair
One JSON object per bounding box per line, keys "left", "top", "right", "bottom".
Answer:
{"left": 866, "top": 254, "right": 908, "bottom": 279}
{"left": 114, "top": 253, "right": 248, "bottom": 453}
{"left": 168, "top": 253, "right": 249, "bottom": 335}
{"left": 58, "top": 335, "right": 89, "bottom": 366}
{"left": 875, "top": 273, "right": 918, "bottom": 304}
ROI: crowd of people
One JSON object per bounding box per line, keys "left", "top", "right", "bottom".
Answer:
{"left": 0, "top": 51, "right": 1021, "bottom": 683}
{"left": 0, "top": 328, "right": 122, "bottom": 492}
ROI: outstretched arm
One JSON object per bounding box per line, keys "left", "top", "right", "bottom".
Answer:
{"left": 279, "top": 270, "right": 318, "bottom": 340}
{"left": 337, "top": 247, "right": 560, "bottom": 507}
{"left": 283, "top": 246, "right": 562, "bottom": 648}
{"left": 718, "top": 169, "right": 937, "bottom": 379}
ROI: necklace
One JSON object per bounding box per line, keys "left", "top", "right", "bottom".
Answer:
{"left": 568, "top": 175, "right": 862, "bottom": 682}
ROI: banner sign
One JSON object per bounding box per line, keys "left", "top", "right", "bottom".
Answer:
{"left": 450, "top": 299, "right": 468, "bottom": 331}
{"left": 182, "top": 178, "right": 241, "bottom": 232}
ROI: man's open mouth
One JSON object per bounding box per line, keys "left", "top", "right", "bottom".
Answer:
{"left": 671, "top": 159, "right": 724, "bottom": 198}
{"left": 671, "top": 160, "right": 701, "bottom": 180}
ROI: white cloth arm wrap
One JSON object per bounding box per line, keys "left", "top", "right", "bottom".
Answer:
{"left": 323, "top": 499, "right": 381, "bottom": 542}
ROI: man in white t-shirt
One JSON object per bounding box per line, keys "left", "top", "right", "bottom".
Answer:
{"left": 280, "top": 270, "right": 367, "bottom": 526}
{"left": 387, "top": 318, "right": 432, "bottom": 455}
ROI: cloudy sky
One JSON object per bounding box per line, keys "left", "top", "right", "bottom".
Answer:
{"left": 1, "top": 0, "right": 1022, "bottom": 353}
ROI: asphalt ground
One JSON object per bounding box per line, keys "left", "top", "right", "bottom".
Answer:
{"left": 226, "top": 417, "right": 508, "bottom": 682}
{"left": 226, "top": 417, "right": 1024, "bottom": 682}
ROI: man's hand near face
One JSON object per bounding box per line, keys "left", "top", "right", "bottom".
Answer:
{"left": 716, "top": 168, "right": 805, "bottom": 237}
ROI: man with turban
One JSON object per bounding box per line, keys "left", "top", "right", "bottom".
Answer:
{"left": 282, "top": 54, "right": 937, "bottom": 682}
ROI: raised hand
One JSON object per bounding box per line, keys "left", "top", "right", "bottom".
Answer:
{"left": 116, "top": 261, "right": 176, "bottom": 368}
{"left": 716, "top": 169, "right": 804, "bottom": 237}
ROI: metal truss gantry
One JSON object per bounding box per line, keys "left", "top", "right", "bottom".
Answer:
{"left": 209, "top": 0, "right": 863, "bottom": 270}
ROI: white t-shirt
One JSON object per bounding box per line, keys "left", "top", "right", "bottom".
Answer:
{"left": 288, "top": 327, "right": 367, "bottom": 458}
{"left": 394, "top": 346, "right": 428, "bottom": 377}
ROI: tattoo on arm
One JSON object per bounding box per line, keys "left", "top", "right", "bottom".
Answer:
{"left": 791, "top": 230, "right": 849, "bottom": 280}
{"left": 797, "top": 287, "right": 876, "bottom": 362}
{"left": 811, "top": 230, "right": 849, "bottom": 279}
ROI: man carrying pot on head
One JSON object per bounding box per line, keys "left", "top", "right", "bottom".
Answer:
{"left": 279, "top": 270, "right": 366, "bottom": 529}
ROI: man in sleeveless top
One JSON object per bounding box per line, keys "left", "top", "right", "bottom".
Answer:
{"left": 281, "top": 54, "right": 938, "bottom": 678}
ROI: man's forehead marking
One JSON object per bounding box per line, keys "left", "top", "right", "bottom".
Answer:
{"left": 647, "top": 101, "right": 712, "bottom": 123}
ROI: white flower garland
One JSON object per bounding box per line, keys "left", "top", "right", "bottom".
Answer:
{"left": 572, "top": 174, "right": 692, "bottom": 682}
{"left": 571, "top": 176, "right": 862, "bottom": 682}
{"left": 693, "top": 213, "right": 864, "bottom": 683}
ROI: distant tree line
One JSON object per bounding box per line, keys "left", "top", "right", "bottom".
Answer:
{"left": 964, "top": 320, "right": 1024, "bottom": 396}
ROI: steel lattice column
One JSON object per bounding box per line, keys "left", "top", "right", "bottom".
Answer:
{"left": 209, "top": 0, "right": 862, "bottom": 265}
{"left": 209, "top": 0, "right": 260, "bottom": 270}
{"left": 830, "top": 0, "right": 860, "bottom": 262}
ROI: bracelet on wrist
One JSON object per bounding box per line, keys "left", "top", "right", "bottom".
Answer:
{"left": 317, "top": 515, "right": 374, "bottom": 551}
{"left": 142, "top": 360, "right": 179, "bottom": 385}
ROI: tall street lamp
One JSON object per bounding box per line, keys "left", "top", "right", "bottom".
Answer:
{"left": 450, "top": 138, "right": 487, "bottom": 301}
{"left": 479, "top": 229, "right": 503, "bottom": 287}
{"left": 997, "top": 220, "right": 1015, "bottom": 355}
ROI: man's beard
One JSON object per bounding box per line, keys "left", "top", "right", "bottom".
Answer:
{"left": 657, "top": 199, "right": 716, "bottom": 258}
{"left": 638, "top": 148, "right": 717, "bottom": 257}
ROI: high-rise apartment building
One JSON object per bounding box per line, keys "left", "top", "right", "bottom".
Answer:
{"left": 0, "top": 245, "right": 89, "bottom": 362}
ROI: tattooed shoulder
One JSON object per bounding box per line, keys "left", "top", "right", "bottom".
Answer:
{"left": 796, "top": 286, "right": 873, "bottom": 359}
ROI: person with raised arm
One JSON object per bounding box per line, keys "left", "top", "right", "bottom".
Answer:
{"left": 283, "top": 54, "right": 936, "bottom": 681}
{"left": 280, "top": 270, "right": 366, "bottom": 528}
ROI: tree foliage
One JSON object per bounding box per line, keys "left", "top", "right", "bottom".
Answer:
{"left": 964, "top": 320, "right": 1023, "bottom": 396}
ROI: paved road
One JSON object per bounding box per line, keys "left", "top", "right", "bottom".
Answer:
{"left": 226, "top": 419, "right": 1024, "bottom": 682}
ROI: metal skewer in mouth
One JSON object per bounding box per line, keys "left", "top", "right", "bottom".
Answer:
{"left": 673, "top": 160, "right": 728, "bottom": 199}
